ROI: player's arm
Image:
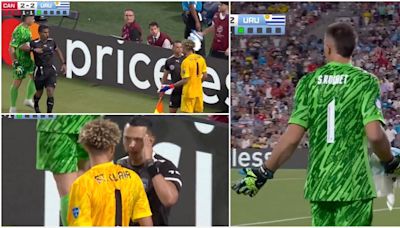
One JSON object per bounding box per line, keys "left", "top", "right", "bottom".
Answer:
{"left": 136, "top": 217, "right": 153, "bottom": 226}
{"left": 162, "top": 60, "right": 170, "bottom": 84}
{"left": 19, "top": 43, "right": 31, "bottom": 52}
{"left": 67, "top": 181, "right": 93, "bottom": 226}
{"left": 9, "top": 46, "right": 17, "bottom": 64}
{"left": 55, "top": 42, "right": 66, "bottom": 73}
{"left": 189, "top": 3, "right": 201, "bottom": 31}
{"left": 159, "top": 60, "right": 188, "bottom": 92}
{"left": 201, "top": 58, "right": 208, "bottom": 81}
{"left": 9, "top": 33, "right": 19, "bottom": 64}
{"left": 150, "top": 161, "right": 181, "bottom": 207}
{"left": 232, "top": 77, "right": 309, "bottom": 197}
{"left": 131, "top": 172, "right": 153, "bottom": 226}
{"left": 361, "top": 77, "right": 397, "bottom": 172}
{"left": 265, "top": 124, "right": 305, "bottom": 171}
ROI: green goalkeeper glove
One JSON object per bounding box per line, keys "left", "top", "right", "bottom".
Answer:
{"left": 231, "top": 164, "right": 274, "bottom": 197}
{"left": 13, "top": 60, "right": 24, "bottom": 77}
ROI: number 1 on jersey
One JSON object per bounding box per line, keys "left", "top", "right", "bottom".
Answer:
{"left": 327, "top": 100, "right": 335, "bottom": 143}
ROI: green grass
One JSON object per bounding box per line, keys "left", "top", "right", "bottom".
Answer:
{"left": 231, "top": 169, "right": 400, "bottom": 226}
{"left": 47, "top": 2, "right": 213, "bottom": 51}
{"left": 2, "top": 2, "right": 218, "bottom": 113}
{"left": 2, "top": 64, "right": 217, "bottom": 113}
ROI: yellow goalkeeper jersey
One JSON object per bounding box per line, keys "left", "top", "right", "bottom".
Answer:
{"left": 67, "top": 162, "right": 152, "bottom": 226}
{"left": 181, "top": 53, "right": 207, "bottom": 98}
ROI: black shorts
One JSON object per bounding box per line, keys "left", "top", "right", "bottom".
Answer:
{"left": 34, "top": 66, "right": 57, "bottom": 90}
{"left": 169, "top": 90, "right": 182, "bottom": 109}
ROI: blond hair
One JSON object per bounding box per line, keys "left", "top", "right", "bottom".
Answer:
{"left": 182, "top": 39, "right": 195, "bottom": 51}
{"left": 79, "top": 119, "right": 121, "bottom": 153}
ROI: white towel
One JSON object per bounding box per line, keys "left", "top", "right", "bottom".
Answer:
{"left": 369, "top": 147, "right": 400, "bottom": 210}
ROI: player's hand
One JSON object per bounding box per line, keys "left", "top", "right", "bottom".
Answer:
{"left": 384, "top": 155, "right": 400, "bottom": 176}
{"left": 12, "top": 60, "right": 20, "bottom": 68}
{"left": 13, "top": 60, "right": 24, "bottom": 77}
{"left": 60, "top": 63, "right": 66, "bottom": 74}
{"left": 225, "top": 48, "right": 229, "bottom": 56}
{"left": 231, "top": 165, "right": 274, "bottom": 197}
{"left": 33, "top": 48, "right": 43, "bottom": 54}
{"left": 159, "top": 84, "right": 174, "bottom": 93}
{"left": 142, "top": 134, "right": 153, "bottom": 161}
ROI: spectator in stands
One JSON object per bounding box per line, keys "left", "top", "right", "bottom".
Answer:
{"left": 201, "top": 2, "right": 229, "bottom": 59}
{"left": 182, "top": 1, "right": 205, "bottom": 56}
{"left": 231, "top": 2, "right": 400, "bottom": 149}
{"left": 146, "top": 22, "right": 172, "bottom": 49}
{"left": 121, "top": 9, "right": 142, "bottom": 42}
{"left": 386, "top": 124, "right": 398, "bottom": 147}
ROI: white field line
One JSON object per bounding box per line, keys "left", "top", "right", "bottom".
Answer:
{"left": 235, "top": 207, "right": 400, "bottom": 226}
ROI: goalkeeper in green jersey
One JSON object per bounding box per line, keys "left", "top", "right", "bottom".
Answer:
{"left": 8, "top": 15, "right": 37, "bottom": 113}
{"left": 36, "top": 115, "right": 100, "bottom": 225}
{"left": 232, "top": 22, "right": 400, "bottom": 226}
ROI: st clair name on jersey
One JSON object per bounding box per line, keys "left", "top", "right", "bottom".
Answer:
{"left": 317, "top": 74, "right": 348, "bottom": 85}
{"left": 94, "top": 171, "right": 132, "bottom": 184}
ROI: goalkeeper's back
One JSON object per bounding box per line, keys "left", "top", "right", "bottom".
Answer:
{"left": 289, "top": 61, "right": 385, "bottom": 201}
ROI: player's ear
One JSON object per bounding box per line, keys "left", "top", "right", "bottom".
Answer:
{"left": 150, "top": 135, "right": 156, "bottom": 145}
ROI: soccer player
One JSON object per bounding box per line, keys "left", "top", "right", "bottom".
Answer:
{"left": 147, "top": 22, "right": 172, "bottom": 49}
{"left": 232, "top": 22, "right": 400, "bottom": 226}
{"left": 8, "top": 15, "right": 36, "bottom": 113}
{"left": 162, "top": 41, "right": 184, "bottom": 113}
{"left": 36, "top": 115, "right": 100, "bottom": 226}
{"left": 121, "top": 9, "right": 142, "bottom": 43}
{"left": 29, "top": 24, "right": 66, "bottom": 113}
{"left": 68, "top": 119, "right": 153, "bottom": 226}
{"left": 200, "top": 2, "right": 229, "bottom": 59}
{"left": 160, "top": 39, "right": 207, "bottom": 113}
{"left": 117, "top": 116, "right": 182, "bottom": 226}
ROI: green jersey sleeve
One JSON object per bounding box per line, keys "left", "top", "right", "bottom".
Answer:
{"left": 361, "top": 76, "right": 385, "bottom": 126}
{"left": 289, "top": 76, "right": 309, "bottom": 129}
{"left": 10, "top": 26, "right": 22, "bottom": 48}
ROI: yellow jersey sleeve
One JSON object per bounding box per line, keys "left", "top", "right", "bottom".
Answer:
{"left": 181, "top": 60, "right": 190, "bottom": 79}
{"left": 131, "top": 174, "right": 152, "bottom": 221}
{"left": 67, "top": 178, "right": 93, "bottom": 226}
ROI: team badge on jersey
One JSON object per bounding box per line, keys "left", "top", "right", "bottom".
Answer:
{"left": 375, "top": 99, "right": 382, "bottom": 110}
{"left": 72, "top": 207, "right": 80, "bottom": 218}
{"left": 169, "top": 65, "right": 175, "bottom": 70}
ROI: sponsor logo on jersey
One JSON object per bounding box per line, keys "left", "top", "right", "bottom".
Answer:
{"left": 72, "top": 207, "right": 80, "bottom": 218}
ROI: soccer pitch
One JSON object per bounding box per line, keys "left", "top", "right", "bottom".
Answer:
{"left": 1, "top": 64, "right": 217, "bottom": 113}
{"left": 231, "top": 169, "right": 400, "bottom": 226}
{"left": 2, "top": 2, "right": 216, "bottom": 113}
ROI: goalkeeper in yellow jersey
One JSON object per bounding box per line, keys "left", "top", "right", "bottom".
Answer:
{"left": 159, "top": 39, "right": 207, "bottom": 113}
{"left": 67, "top": 119, "right": 152, "bottom": 226}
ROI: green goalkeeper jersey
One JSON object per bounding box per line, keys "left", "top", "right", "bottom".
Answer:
{"left": 289, "top": 61, "right": 384, "bottom": 201}
{"left": 10, "top": 23, "right": 33, "bottom": 67}
{"left": 37, "top": 115, "right": 101, "bottom": 134}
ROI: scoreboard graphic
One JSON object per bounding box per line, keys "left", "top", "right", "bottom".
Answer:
{"left": 230, "top": 14, "right": 286, "bottom": 35}
{"left": 2, "top": 114, "right": 56, "bottom": 120}
{"left": 2, "top": 1, "right": 70, "bottom": 16}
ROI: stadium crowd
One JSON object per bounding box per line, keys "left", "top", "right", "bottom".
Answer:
{"left": 231, "top": 3, "right": 400, "bottom": 149}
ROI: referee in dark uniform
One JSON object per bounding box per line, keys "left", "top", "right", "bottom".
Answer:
{"left": 117, "top": 117, "right": 182, "bottom": 226}
{"left": 30, "top": 24, "right": 65, "bottom": 113}
{"left": 182, "top": 1, "right": 205, "bottom": 56}
{"left": 162, "top": 41, "right": 184, "bottom": 113}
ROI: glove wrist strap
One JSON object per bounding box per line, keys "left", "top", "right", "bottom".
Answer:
{"left": 259, "top": 164, "right": 274, "bottom": 179}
